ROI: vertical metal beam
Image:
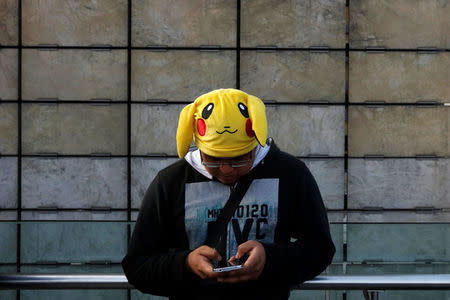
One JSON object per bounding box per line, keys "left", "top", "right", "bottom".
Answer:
{"left": 17, "top": 0, "right": 23, "bottom": 300}
{"left": 127, "top": 0, "right": 132, "bottom": 299}
{"left": 236, "top": 0, "right": 241, "bottom": 90}
{"left": 343, "top": 5, "right": 350, "bottom": 292}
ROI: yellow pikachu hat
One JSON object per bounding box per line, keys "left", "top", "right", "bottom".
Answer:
{"left": 176, "top": 89, "right": 267, "bottom": 158}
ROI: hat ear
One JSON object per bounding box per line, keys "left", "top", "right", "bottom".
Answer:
{"left": 246, "top": 95, "right": 267, "bottom": 146}
{"left": 176, "top": 103, "right": 196, "bottom": 158}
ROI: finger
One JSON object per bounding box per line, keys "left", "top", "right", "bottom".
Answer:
{"left": 242, "top": 250, "right": 258, "bottom": 268}
{"left": 198, "top": 258, "right": 214, "bottom": 271}
{"left": 228, "top": 255, "right": 237, "bottom": 263}
{"left": 202, "top": 265, "right": 222, "bottom": 279}
{"left": 228, "top": 255, "right": 243, "bottom": 266}
{"left": 235, "top": 242, "right": 254, "bottom": 259}
{"left": 197, "top": 246, "right": 222, "bottom": 261}
{"left": 197, "top": 269, "right": 207, "bottom": 279}
{"left": 197, "top": 259, "right": 222, "bottom": 279}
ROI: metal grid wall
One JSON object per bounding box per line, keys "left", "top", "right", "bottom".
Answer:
{"left": 0, "top": 0, "right": 449, "bottom": 299}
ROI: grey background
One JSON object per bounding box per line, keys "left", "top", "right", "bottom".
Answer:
{"left": 0, "top": 0, "right": 449, "bottom": 299}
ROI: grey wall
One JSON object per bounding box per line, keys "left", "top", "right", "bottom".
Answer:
{"left": 0, "top": 1, "right": 449, "bottom": 299}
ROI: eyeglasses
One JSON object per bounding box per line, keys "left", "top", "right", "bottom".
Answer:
{"left": 201, "top": 159, "right": 253, "bottom": 168}
{"left": 200, "top": 152, "right": 253, "bottom": 168}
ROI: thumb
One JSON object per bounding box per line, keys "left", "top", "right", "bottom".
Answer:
{"left": 235, "top": 242, "right": 253, "bottom": 259}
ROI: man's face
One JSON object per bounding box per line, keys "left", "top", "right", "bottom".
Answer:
{"left": 201, "top": 149, "right": 256, "bottom": 185}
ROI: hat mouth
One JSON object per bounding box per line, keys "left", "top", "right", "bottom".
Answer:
{"left": 216, "top": 129, "right": 238, "bottom": 134}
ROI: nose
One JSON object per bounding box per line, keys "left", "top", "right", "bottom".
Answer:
{"left": 219, "top": 163, "right": 234, "bottom": 173}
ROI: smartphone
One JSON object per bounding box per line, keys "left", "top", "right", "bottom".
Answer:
{"left": 212, "top": 256, "right": 247, "bottom": 273}
{"left": 213, "top": 264, "right": 243, "bottom": 273}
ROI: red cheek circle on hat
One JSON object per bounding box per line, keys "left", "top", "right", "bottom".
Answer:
{"left": 246, "top": 119, "right": 255, "bottom": 137}
{"left": 197, "top": 119, "right": 206, "bottom": 136}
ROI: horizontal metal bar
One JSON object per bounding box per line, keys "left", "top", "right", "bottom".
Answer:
{"left": 298, "top": 274, "right": 450, "bottom": 290}
{"left": 199, "top": 45, "right": 221, "bottom": 52}
{"left": 1, "top": 274, "right": 450, "bottom": 290}
{"left": 0, "top": 274, "right": 131, "bottom": 289}
{"left": 366, "top": 47, "right": 386, "bottom": 53}
{"left": 310, "top": 46, "right": 329, "bottom": 53}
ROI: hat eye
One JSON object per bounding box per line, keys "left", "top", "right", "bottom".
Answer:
{"left": 202, "top": 103, "right": 214, "bottom": 119}
{"left": 238, "top": 102, "right": 249, "bottom": 118}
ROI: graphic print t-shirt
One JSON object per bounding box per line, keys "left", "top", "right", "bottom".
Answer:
{"left": 185, "top": 179, "right": 279, "bottom": 259}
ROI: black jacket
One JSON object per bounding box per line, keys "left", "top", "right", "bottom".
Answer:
{"left": 122, "top": 142, "right": 335, "bottom": 299}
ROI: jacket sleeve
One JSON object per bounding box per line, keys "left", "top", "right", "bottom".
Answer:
{"left": 121, "top": 173, "right": 198, "bottom": 295}
{"left": 260, "top": 161, "right": 336, "bottom": 285}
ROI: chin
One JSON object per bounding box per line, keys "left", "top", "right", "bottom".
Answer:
{"left": 218, "top": 176, "right": 237, "bottom": 185}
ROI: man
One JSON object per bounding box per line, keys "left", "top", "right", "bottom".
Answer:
{"left": 122, "top": 89, "right": 335, "bottom": 299}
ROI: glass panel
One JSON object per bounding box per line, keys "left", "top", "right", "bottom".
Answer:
{"left": 349, "top": 158, "right": 449, "bottom": 209}
{"left": 302, "top": 159, "right": 345, "bottom": 209}
{"left": 330, "top": 224, "right": 343, "bottom": 263}
{"left": 350, "top": 0, "right": 449, "bottom": 48}
{"left": 0, "top": 49, "right": 18, "bottom": 100}
{"left": 0, "top": 266, "right": 17, "bottom": 272}
{"left": 347, "top": 263, "right": 450, "bottom": 274}
{"left": 21, "top": 265, "right": 123, "bottom": 273}
{"left": 0, "top": 157, "right": 17, "bottom": 208}
{"left": 131, "top": 50, "right": 235, "bottom": 101}
{"left": 0, "top": 222, "right": 16, "bottom": 263}
{"left": 22, "top": 0, "right": 127, "bottom": 46}
{"left": 22, "top": 49, "right": 127, "bottom": 101}
{"left": 347, "top": 211, "right": 450, "bottom": 223}
{"left": 241, "top": 51, "right": 345, "bottom": 103}
{"left": 348, "top": 106, "right": 448, "bottom": 156}
{"left": 0, "top": 0, "right": 18, "bottom": 45}
{"left": 290, "top": 290, "right": 344, "bottom": 300}
{"left": 289, "top": 290, "right": 327, "bottom": 300}
{"left": 328, "top": 212, "right": 345, "bottom": 224}
{"left": 21, "top": 290, "right": 126, "bottom": 300}
{"left": 0, "top": 291, "right": 15, "bottom": 300}
{"left": 131, "top": 104, "right": 183, "bottom": 155}
{"left": 21, "top": 211, "right": 127, "bottom": 221}
{"left": 131, "top": 290, "right": 168, "bottom": 300}
{"left": 0, "top": 103, "right": 17, "bottom": 155}
{"left": 132, "top": 0, "right": 236, "bottom": 47}
{"left": 349, "top": 52, "right": 449, "bottom": 103}
{"left": 346, "top": 290, "right": 450, "bottom": 300}
{"left": 347, "top": 262, "right": 450, "bottom": 299}
{"left": 22, "top": 103, "right": 127, "bottom": 155}
{"left": 347, "top": 224, "right": 450, "bottom": 263}
{"left": 21, "top": 222, "right": 127, "bottom": 263}
{"left": 242, "top": 0, "right": 346, "bottom": 48}
{"left": 22, "top": 158, "right": 127, "bottom": 209}
{"left": 327, "top": 263, "right": 344, "bottom": 275}
{"left": 266, "top": 105, "right": 345, "bottom": 156}
{"left": 0, "top": 211, "right": 17, "bottom": 220}
{"left": 292, "top": 264, "right": 344, "bottom": 299}
{"left": 131, "top": 158, "right": 179, "bottom": 208}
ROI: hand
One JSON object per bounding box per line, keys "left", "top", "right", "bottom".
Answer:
{"left": 217, "top": 240, "right": 266, "bottom": 283}
{"left": 186, "top": 245, "right": 222, "bottom": 279}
